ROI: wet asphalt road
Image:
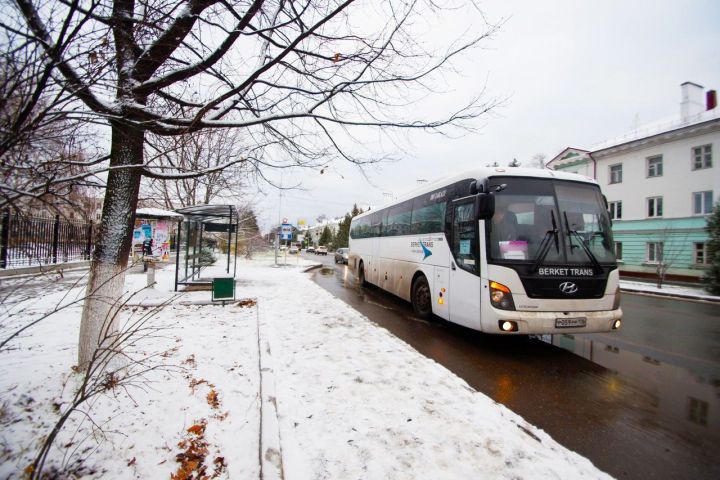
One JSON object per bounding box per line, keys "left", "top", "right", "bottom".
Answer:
{"left": 306, "top": 252, "right": 720, "bottom": 480}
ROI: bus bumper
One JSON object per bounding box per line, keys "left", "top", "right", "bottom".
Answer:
{"left": 484, "top": 307, "right": 623, "bottom": 334}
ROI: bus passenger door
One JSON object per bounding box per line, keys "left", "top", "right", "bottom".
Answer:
{"left": 448, "top": 200, "right": 482, "bottom": 330}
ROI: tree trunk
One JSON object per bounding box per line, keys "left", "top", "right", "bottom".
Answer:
{"left": 78, "top": 122, "right": 144, "bottom": 366}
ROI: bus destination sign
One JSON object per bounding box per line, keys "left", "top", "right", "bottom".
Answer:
{"left": 537, "top": 267, "right": 594, "bottom": 277}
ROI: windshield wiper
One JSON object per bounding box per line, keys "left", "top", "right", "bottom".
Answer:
{"left": 563, "top": 211, "right": 603, "bottom": 274}
{"left": 532, "top": 210, "right": 559, "bottom": 272}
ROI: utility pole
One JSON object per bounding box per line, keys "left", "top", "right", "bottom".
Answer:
{"left": 274, "top": 174, "right": 283, "bottom": 266}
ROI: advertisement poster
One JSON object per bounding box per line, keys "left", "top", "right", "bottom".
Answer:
{"left": 155, "top": 221, "right": 170, "bottom": 261}
{"left": 132, "top": 219, "right": 172, "bottom": 261}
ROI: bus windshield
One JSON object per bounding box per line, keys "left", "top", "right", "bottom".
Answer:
{"left": 487, "top": 177, "right": 615, "bottom": 266}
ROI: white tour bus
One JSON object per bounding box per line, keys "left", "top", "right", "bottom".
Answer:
{"left": 348, "top": 167, "right": 622, "bottom": 334}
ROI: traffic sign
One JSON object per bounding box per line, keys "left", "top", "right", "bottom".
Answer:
{"left": 280, "top": 223, "right": 293, "bottom": 240}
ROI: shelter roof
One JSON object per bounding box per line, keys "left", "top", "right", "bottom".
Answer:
{"left": 136, "top": 207, "right": 184, "bottom": 220}
{"left": 175, "top": 205, "right": 238, "bottom": 223}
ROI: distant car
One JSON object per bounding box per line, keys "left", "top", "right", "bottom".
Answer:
{"left": 289, "top": 245, "right": 299, "bottom": 254}
{"left": 279, "top": 245, "right": 287, "bottom": 251}
{"left": 334, "top": 247, "right": 349, "bottom": 264}
{"left": 316, "top": 246, "right": 328, "bottom": 255}
{"left": 306, "top": 246, "right": 315, "bottom": 253}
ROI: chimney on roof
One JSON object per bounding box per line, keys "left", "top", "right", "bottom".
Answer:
{"left": 707, "top": 90, "right": 717, "bottom": 111}
{"left": 681, "top": 81, "right": 704, "bottom": 121}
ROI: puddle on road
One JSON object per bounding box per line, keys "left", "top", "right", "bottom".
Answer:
{"left": 320, "top": 267, "right": 335, "bottom": 276}
{"left": 538, "top": 332, "right": 720, "bottom": 443}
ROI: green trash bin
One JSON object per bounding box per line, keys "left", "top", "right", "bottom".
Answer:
{"left": 212, "top": 277, "right": 235, "bottom": 302}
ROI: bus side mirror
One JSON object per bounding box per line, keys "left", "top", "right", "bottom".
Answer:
{"left": 476, "top": 193, "right": 494, "bottom": 220}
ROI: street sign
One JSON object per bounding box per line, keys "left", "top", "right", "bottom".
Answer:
{"left": 280, "top": 224, "right": 293, "bottom": 240}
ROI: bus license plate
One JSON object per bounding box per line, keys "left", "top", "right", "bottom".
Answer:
{"left": 555, "top": 317, "right": 587, "bottom": 328}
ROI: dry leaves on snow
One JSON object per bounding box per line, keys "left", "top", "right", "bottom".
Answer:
{"left": 171, "top": 420, "right": 227, "bottom": 480}
{"left": 235, "top": 299, "right": 256, "bottom": 308}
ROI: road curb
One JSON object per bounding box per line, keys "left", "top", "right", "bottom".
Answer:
{"left": 302, "top": 263, "right": 324, "bottom": 273}
{"left": 620, "top": 287, "right": 720, "bottom": 303}
{"left": 256, "top": 302, "right": 285, "bottom": 480}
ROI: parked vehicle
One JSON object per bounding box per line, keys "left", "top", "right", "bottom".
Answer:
{"left": 316, "top": 246, "right": 328, "bottom": 255}
{"left": 334, "top": 247, "right": 349, "bottom": 264}
{"left": 306, "top": 246, "right": 315, "bottom": 253}
{"left": 289, "top": 245, "right": 299, "bottom": 254}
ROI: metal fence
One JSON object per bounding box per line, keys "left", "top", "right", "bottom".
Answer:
{"left": 0, "top": 211, "right": 94, "bottom": 268}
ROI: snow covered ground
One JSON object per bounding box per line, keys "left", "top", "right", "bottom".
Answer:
{"left": 3, "top": 253, "right": 699, "bottom": 479}
{"left": 619, "top": 278, "right": 720, "bottom": 302}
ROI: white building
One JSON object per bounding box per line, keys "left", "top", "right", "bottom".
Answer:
{"left": 303, "top": 217, "right": 343, "bottom": 247}
{"left": 548, "top": 82, "right": 719, "bottom": 282}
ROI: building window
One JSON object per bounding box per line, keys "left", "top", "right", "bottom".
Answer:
{"left": 647, "top": 196, "right": 663, "bottom": 217}
{"left": 692, "top": 145, "right": 712, "bottom": 170}
{"left": 609, "top": 164, "right": 622, "bottom": 184}
{"left": 647, "top": 242, "right": 663, "bottom": 263}
{"left": 647, "top": 155, "right": 663, "bottom": 177}
{"left": 615, "top": 242, "right": 623, "bottom": 260}
{"left": 694, "top": 243, "right": 709, "bottom": 265}
{"left": 687, "top": 397, "right": 709, "bottom": 426}
{"left": 608, "top": 201, "right": 622, "bottom": 220}
{"left": 693, "top": 191, "right": 713, "bottom": 215}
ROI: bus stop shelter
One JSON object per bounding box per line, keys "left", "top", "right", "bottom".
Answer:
{"left": 174, "top": 205, "right": 239, "bottom": 291}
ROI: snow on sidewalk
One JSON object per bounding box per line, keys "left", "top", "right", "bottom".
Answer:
{"left": 1, "top": 257, "right": 611, "bottom": 479}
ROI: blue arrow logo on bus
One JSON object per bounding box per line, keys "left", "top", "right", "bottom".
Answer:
{"left": 419, "top": 240, "right": 432, "bottom": 260}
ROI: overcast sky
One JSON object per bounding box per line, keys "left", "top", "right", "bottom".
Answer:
{"left": 256, "top": 0, "right": 720, "bottom": 232}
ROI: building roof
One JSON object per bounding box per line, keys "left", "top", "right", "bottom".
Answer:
{"left": 590, "top": 108, "right": 720, "bottom": 156}
{"left": 546, "top": 147, "right": 591, "bottom": 168}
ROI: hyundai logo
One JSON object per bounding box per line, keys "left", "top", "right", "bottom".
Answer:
{"left": 559, "top": 282, "right": 579, "bottom": 294}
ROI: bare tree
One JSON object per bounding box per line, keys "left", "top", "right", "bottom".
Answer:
{"left": 142, "top": 129, "right": 252, "bottom": 209}
{"left": 233, "top": 204, "right": 264, "bottom": 257}
{"left": 0, "top": 24, "right": 104, "bottom": 218}
{"left": 651, "top": 226, "right": 689, "bottom": 289}
{"left": 531, "top": 153, "right": 547, "bottom": 169}
{"left": 10, "top": 0, "right": 501, "bottom": 365}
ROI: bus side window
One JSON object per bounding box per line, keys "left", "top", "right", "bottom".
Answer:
{"left": 452, "top": 202, "right": 478, "bottom": 274}
{"left": 411, "top": 202, "right": 446, "bottom": 235}
{"left": 387, "top": 200, "right": 412, "bottom": 237}
{"left": 371, "top": 212, "right": 383, "bottom": 237}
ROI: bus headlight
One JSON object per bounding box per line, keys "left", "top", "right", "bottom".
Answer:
{"left": 489, "top": 281, "right": 516, "bottom": 311}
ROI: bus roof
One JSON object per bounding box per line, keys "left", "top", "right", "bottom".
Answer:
{"left": 353, "top": 167, "right": 598, "bottom": 220}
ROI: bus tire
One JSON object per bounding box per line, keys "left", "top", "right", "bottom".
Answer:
{"left": 358, "top": 261, "right": 367, "bottom": 286}
{"left": 411, "top": 275, "right": 432, "bottom": 320}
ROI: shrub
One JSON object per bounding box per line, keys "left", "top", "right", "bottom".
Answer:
{"left": 199, "top": 247, "right": 217, "bottom": 266}
{"left": 703, "top": 202, "right": 720, "bottom": 295}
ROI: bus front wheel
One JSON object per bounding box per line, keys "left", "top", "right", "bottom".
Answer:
{"left": 411, "top": 275, "right": 432, "bottom": 320}
{"left": 358, "top": 262, "right": 367, "bottom": 286}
